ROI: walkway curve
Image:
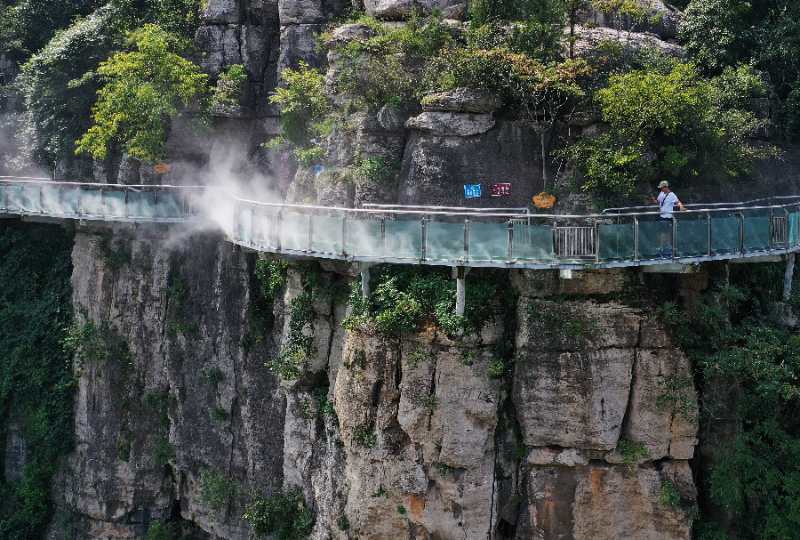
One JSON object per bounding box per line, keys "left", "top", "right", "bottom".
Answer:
{"left": 2, "top": 177, "right": 799, "bottom": 271}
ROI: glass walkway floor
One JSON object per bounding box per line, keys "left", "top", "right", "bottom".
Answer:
{"left": 2, "top": 177, "right": 799, "bottom": 270}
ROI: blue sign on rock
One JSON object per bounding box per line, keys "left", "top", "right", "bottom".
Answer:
{"left": 464, "top": 184, "right": 482, "bottom": 199}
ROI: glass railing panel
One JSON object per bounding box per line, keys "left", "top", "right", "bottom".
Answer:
{"left": 60, "top": 186, "right": 81, "bottom": 215}
{"left": 675, "top": 216, "right": 708, "bottom": 257}
{"left": 512, "top": 223, "right": 553, "bottom": 261}
{"left": 103, "top": 190, "right": 127, "bottom": 218}
{"left": 710, "top": 215, "right": 739, "bottom": 254}
{"left": 79, "top": 189, "right": 104, "bottom": 216}
{"left": 789, "top": 211, "right": 800, "bottom": 246}
{"left": 598, "top": 222, "right": 634, "bottom": 260}
{"left": 280, "top": 211, "right": 311, "bottom": 252}
{"left": 251, "top": 208, "right": 278, "bottom": 249}
{"left": 385, "top": 219, "right": 422, "bottom": 260}
{"left": 311, "top": 214, "right": 343, "bottom": 254}
{"left": 427, "top": 221, "right": 465, "bottom": 262}
{"left": 40, "top": 184, "right": 63, "bottom": 214}
{"left": 743, "top": 211, "right": 770, "bottom": 251}
{"left": 638, "top": 220, "right": 672, "bottom": 259}
{"left": 468, "top": 222, "right": 509, "bottom": 262}
{"left": 345, "top": 218, "right": 383, "bottom": 258}
{"left": 5, "top": 184, "right": 38, "bottom": 213}
{"left": 155, "top": 191, "right": 183, "bottom": 218}
{"left": 237, "top": 206, "right": 253, "bottom": 245}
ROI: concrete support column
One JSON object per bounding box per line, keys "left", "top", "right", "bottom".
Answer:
{"left": 783, "top": 253, "right": 796, "bottom": 301}
{"left": 360, "top": 264, "right": 372, "bottom": 299}
{"left": 455, "top": 266, "right": 467, "bottom": 316}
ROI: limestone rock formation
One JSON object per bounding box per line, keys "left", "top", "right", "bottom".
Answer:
{"left": 364, "top": 0, "right": 467, "bottom": 20}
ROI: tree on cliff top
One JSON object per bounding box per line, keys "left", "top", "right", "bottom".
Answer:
{"left": 75, "top": 24, "right": 209, "bottom": 163}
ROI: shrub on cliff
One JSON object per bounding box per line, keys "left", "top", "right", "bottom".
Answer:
{"left": 243, "top": 488, "right": 314, "bottom": 540}
{"left": 566, "top": 62, "right": 774, "bottom": 201}
{"left": 268, "top": 62, "right": 332, "bottom": 166}
{"left": 75, "top": 24, "right": 209, "bottom": 162}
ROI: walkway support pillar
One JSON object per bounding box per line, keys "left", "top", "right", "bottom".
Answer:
{"left": 783, "top": 253, "right": 796, "bottom": 301}
{"left": 360, "top": 264, "right": 373, "bottom": 299}
{"left": 455, "top": 266, "right": 468, "bottom": 317}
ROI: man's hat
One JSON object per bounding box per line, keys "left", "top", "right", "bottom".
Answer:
{"left": 658, "top": 180, "right": 670, "bottom": 188}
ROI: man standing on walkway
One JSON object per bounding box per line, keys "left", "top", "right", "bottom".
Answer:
{"left": 649, "top": 181, "right": 685, "bottom": 257}
{"left": 650, "top": 180, "right": 685, "bottom": 218}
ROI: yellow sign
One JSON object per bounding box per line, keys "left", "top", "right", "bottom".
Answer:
{"left": 533, "top": 192, "right": 556, "bottom": 209}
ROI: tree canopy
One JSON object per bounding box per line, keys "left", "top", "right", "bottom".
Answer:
{"left": 75, "top": 24, "right": 209, "bottom": 162}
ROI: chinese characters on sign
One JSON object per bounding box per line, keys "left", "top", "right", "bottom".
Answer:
{"left": 464, "top": 184, "right": 482, "bottom": 199}
{"left": 490, "top": 183, "right": 511, "bottom": 197}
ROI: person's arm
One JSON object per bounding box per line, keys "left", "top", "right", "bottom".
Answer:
{"left": 676, "top": 196, "right": 685, "bottom": 210}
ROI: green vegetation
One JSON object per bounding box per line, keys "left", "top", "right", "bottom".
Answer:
{"left": 568, "top": 62, "right": 772, "bottom": 201}
{"left": 200, "top": 366, "right": 225, "bottom": 387}
{"left": 145, "top": 520, "right": 179, "bottom": 540}
{"left": 352, "top": 156, "right": 399, "bottom": 186}
{"left": 255, "top": 258, "right": 289, "bottom": 304}
{"left": 353, "top": 425, "right": 377, "bottom": 448}
{"left": 212, "top": 63, "right": 248, "bottom": 109}
{"left": 659, "top": 479, "right": 681, "bottom": 509}
{"left": 656, "top": 263, "right": 800, "bottom": 536}
{"left": 199, "top": 468, "right": 238, "bottom": 512}
{"left": 616, "top": 438, "right": 648, "bottom": 469}
{"left": 680, "top": 0, "right": 800, "bottom": 138}
{"left": 268, "top": 62, "right": 332, "bottom": 166}
{"left": 0, "top": 224, "right": 74, "bottom": 538}
{"left": 15, "top": 1, "right": 206, "bottom": 170}
{"left": 267, "top": 267, "right": 318, "bottom": 380}
{"left": 343, "top": 266, "right": 498, "bottom": 337}
{"left": 242, "top": 488, "right": 314, "bottom": 540}
{"left": 210, "top": 405, "right": 230, "bottom": 423}
{"left": 76, "top": 24, "right": 209, "bottom": 162}
{"left": 165, "top": 268, "right": 199, "bottom": 339}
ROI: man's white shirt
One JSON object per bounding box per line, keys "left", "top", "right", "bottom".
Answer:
{"left": 658, "top": 192, "right": 679, "bottom": 218}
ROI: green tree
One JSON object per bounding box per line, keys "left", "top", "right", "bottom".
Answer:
{"left": 17, "top": 5, "right": 118, "bottom": 173}
{"left": 0, "top": 0, "right": 103, "bottom": 62}
{"left": 567, "top": 63, "right": 772, "bottom": 200}
{"left": 268, "top": 62, "right": 332, "bottom": 165}
{"left": 76, "top": 24, "right": 209, "bottom": 162}
{"left": 679, "top": 0, "right": 753, "bottom": 73}
{"left": 0, "top": 223, "right": 74, "bottom": 538}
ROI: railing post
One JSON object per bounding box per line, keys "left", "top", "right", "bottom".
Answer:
{"left": 38, "top": 185, "right": 43, "bottom": 214}
{"left": 738, "top": 212, "right": 745, "bottom": 254}
{"left": 124, "top": 189, "right": 129, "bottom": 219}
{"left": 275, "top": 208, "right": 283, "bottom": 251}
{"left": 341, "top": 213, "right": 347, "bottom": 257}
{"left": 381, "top": 216, "right": 386, "bottom": 257}
{"left": 464, "top": 218, "right": 470, "bottom": 262}
{"left": 420, "top": 216, "right": 427, "bottom": 262}
{"left": 248, "top": 206, "right": 254, "bottom": 247}
{"left": 307, "top": 213, "right": 313, "bottom": 253}
{"left": 706, "top": 212, "right": 712, "bottom": 256}
{"left": 231, "top": 199, "right": 240, "bottom": 242}
{"left": 594, "top": 219, "right": 600, "bottom": 263}
{"left": 671, "top": 216, "right": 677, "bottom": 260}
{"left": 633, "top": 216, "right": 639, "bottom": 262}
{"left": 507, "top": 220, "right": 514, "bottom": 261}
{"left": 784, "top": 207, "right": 790, "bottom": 250}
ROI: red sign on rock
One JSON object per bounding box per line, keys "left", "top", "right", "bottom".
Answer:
{"left": 490, "top": 183, "right": 511, "bottom": 197}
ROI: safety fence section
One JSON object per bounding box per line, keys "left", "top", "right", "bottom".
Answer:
{"left": 0, "top": 179, "right": 202, "bottom": 222}
{"left": 2, "top": 178, "right": 800, "bottom": 269}
{"left": 232, "top": 199, "right": 800, "bottom": 267}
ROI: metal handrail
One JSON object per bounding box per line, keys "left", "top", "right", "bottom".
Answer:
{"left": 2, "top": 177, "right": 799, "bottom": 270}
{"left": 603, "top": 195, "right": 800, "bottom": 214}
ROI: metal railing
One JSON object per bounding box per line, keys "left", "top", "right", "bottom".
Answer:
{"left": 2, "top": 177, "right": 799, "bottom": 270}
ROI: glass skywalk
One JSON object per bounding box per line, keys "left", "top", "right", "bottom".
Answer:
{"left": 2, "top": 177, "right": 799, "bottom": 270}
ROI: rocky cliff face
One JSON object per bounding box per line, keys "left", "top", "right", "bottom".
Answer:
{"left": 46, "top": 224, "right": 699, "bottom": 539}
{"left": 40, "top": 1, "right": 702, "bottom": 538}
